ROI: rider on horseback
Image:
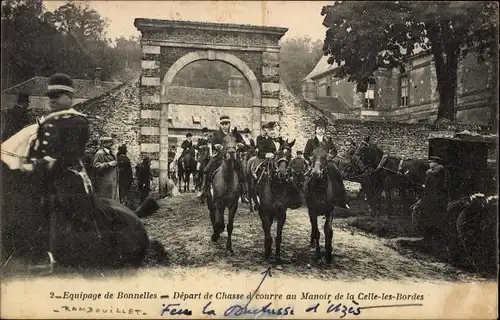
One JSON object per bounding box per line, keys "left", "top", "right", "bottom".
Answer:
{"left": 2, "top": 73, "right": 92, "bottom": 267}
{"left": 179, "top": 132, "right": 193, "bottom": 163}
{"left": 303, "top": 118, "right": 348, "bottom": 209}
{"left": 197, "top": 115, "right": 247, "bottom": 201}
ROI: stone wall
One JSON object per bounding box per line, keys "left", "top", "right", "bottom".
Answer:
{"left": 74, "top": 77, "right": 143, "bottom": 171}
{"left": 280, "top": 82, "right": 431, "bottom": 158}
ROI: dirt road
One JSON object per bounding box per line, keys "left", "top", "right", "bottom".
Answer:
{"left": 143, "top": 194, "right": 485, "bottom": 282}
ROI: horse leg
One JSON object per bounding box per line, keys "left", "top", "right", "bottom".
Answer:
{"left": 259, "top": 211, "right": 273, "bottom": 261}
{"left": 308, "top": 211, "right": 316, "bottom": 250}
{"left": 275, "top": 209, "right": 286, "bottom": 264}
{"left": 226, "top": 202, "right": 237, "bottom": 255}
{"left": 324, "top": 211, "right": 334, "bottom": 264}
{"left": 309, "top": 211, "right": 321, "bottom": 260}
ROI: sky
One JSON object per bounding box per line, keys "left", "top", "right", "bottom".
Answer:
{"left": 43, "top": 0, "right": 333, "bottom": 42}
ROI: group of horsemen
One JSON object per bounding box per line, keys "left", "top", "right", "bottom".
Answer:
{"left": 175, "top": 114, "right": 346, "bottom": 207}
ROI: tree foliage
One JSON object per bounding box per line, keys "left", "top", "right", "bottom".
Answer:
{"left": 321, "top": 1, "right": 498, "bottom": 121}
{"left": 1, "top": 0, "right": 141, "bottom": 90}
{"left": 280, "top": 36, "right": 324, "bottom": 94}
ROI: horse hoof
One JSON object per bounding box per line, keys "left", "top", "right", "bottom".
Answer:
{"left": 211, "top": 234, "right": 220, "bottom": 242}
{"left": 227, "top": 249, "right": 234, "bottom": 255}
{"left": 275, "top": 264, "right": 283, "bottom": 271}
{"left": 309, "top": 246, "right": 316, "bottom": 252}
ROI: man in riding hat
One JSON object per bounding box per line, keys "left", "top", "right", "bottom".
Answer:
{"left": 179, "top": 132, "right": 193, "bottom": 163}
{"left": 196, "top": 115, "right": 246, "bottom": 200}
{"left": 241, "top": 128, "right": 256, "bottom": 154}
{"left": 1, "top": 73, "right": 92, "bottom": 268}
{"left": 303, "top": 117, "right": 348, "bottom": 209}
{"left": 256, "top": 121, "right": 281, "bottom": 160}
{"left": 303, "top": 118, "right": 338, "bottom": 163}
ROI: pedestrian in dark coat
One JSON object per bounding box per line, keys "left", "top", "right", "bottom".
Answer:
{"left": 136, "top": 157, "right": 153, "bottom": 203}
{"left": 82, "top": 139, "right": 99, "bottom": 178}
{"left": 419, "top": 156, "right": 449, "bottom": 239}
{"left": 117, "top": 144, "right": 133, "bottom": 206}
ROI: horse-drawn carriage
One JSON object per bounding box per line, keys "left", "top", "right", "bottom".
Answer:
{"left": 423, "top": 131, "right": 497, "bottom": 272}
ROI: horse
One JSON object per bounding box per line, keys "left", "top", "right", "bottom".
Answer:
{"left": 347, "top": 136, "right": 429, "bottom": 217}
{"left": 178, "top": 146, "right": 197, "bottom": 193}
{"left": 195, "top": 144, "right": 211, "bottom": 195}
{"left": 206, "top": 127, "right": 245, "bottom": 254}
{"left": 305, "top": 142, "right": 346, "bottom": 264}
{"left": 249, "top": 139, "right": 299, "bottom": 264}
{"left": 1, "top": 160, "right": 162, "bottom": 272}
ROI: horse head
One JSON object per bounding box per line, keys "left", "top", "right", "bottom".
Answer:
{"left": 311, "top": 142, "right": 329, "bottom": 178}
{"left": 349, "top": 136, "right": 383, "bottom": 171}
{"left": 274, "top": 138, "right": 295, "bottom": 179}
{"left": 222, "top": 127, "right": 240, "bottom": 160}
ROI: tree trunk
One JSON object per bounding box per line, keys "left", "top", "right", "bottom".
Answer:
{"left": 433, "top": 50, "right": 459, "bottom": 121}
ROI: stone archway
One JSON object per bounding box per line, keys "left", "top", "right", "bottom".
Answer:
{"left": 161, "top": 50, "right": 262, "bottom": 107}
{"left": 135, "top": 19, "right": 287, "bottom": 195}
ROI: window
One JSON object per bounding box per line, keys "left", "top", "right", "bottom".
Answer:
{"left": 363, "top": 84, "right": 375, "bottom": 109}
{"left": 326, "top": 85, "right": 332, "bottom": 97}
{"left": 192, "top": 116, "right": 201, "bottom": 124}
{"left": 400, "top": 76, "right": 409, "bottom": 107}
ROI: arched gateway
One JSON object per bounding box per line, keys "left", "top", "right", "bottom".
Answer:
{"left": 134, "top": 19, "right": 287, "bottom": 195}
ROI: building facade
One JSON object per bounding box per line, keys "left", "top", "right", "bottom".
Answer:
{"left": 1, "top": 68, "right": 121, "bottom": 112}
{"left": 301, "top": 51, "right": 497, "bottom": 125}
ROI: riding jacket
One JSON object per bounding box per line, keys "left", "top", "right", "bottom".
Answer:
{"left": 256, "top": 136, "right": 279, "bottom": 159}
{"left": 28, "top": 108, "right": 90, "bottom": 173}
{"left": 181, "top": 140, "right": 193, "bottom": 150}
{"left": 210, "top": 128, "right": 229, "bottom": 150}
{"left": 303, "top": 136, "right": 338, "bottom": 162}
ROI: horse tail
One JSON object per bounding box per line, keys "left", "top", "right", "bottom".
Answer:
{"left": 135, "top": 197, "right": 160, "bottom": 218}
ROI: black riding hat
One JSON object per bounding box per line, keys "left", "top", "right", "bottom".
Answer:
{"left": 46, "top": 73, "right": 75, "bottom": 95}
{"left": 314, "top": 118, "right": 329, "bottom": 128}
{"left": 202, "top": 127, "right": 209, "bottom": 133}
{"left": 243, "top": 128, "right": 251, "bottom": 134}
{"left": 186, "top": 133, "right": 192, "bottom": 137}
{"left": 428, "top": 156, "right": 444, "bottom": 163}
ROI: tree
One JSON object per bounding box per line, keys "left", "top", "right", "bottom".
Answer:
{"left": 280, "top": 36, "right": 323, "bottom": 94}
{"left": 49, "top": 1, "right": 108, "bottom": 42}
{"left": 1, "top": 0, "right": 64, "bottom": 88}
{"left": 321, "top": 1, "right": 498, "bottom": 122}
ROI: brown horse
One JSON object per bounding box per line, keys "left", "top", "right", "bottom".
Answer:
{"left": 305, "top": 142, "right": 345, "bottom": 264}
{"left": 347, "top": 136, "right": 429, "bottom": 217}
{"left": 206, "top": 127, "right": 244, "bottom": 254}
{"left": 1, "top": 160, "right": 162, "bottom": 271}
{"left": 249, "top": 140, "right": 299, "bottom": 263}
{"left": 178, "top": 146, "right": 197, "bottom": 193}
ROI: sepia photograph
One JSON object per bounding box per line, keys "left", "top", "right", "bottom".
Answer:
{"left": 1, "top": 0, "right": 498, "bottom": 319}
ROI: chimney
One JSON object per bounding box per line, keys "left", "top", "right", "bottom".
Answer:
{"left": 94, "top": 67, "right": 102, "bottom": 87}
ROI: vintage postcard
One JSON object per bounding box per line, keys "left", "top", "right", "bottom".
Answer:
{"left": 1, "top": 0, "right": 498, "bottom": 319}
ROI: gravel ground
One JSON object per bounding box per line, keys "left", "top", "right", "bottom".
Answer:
{"left": 141, "top": 193, "right": 486, "bottom": 282}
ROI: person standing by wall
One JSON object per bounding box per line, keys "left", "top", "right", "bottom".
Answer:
{"left": 136, "top": 157, "right": 153, "bottom": 203}
{"left": 117, "top": 144, "right": 133, "bottom": 206}
{"left": 92, "top": 137, "right": 119, "bottom": 201}
{"left": 82, "top": 139, "right": 99, "bottom": 180}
